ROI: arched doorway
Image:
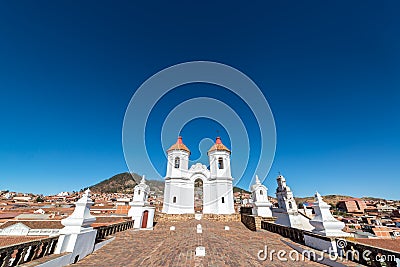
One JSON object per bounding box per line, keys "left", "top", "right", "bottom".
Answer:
{"left": 141, "top": 210, "right": 149, "bottom": 228}
{"left": 194, "top": 178, "right": 203, "bottom": 213}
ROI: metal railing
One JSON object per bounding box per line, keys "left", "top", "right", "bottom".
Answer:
{"left": 261, "top": 221, "right": 306, "bottom": 244}
{"left": 261, "top": 221, "right": 400, "bottom": 266}
{"left": 337, "top": 239, "right": 400, "bottom": 267}
{"left": 94, "top": 220, "right": 134, "bottom": 243}
{"left": 0, "top": 236, "right": 58, "bottom": 267}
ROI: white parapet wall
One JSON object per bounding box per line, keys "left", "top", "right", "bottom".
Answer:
{"left": 37, "top": 237, "right": 115, "bottom": 267}
{"left": 304, "top": 233, "right": 338, "bottom": 255}
{"left": 55, "top": 229, "right": 97, "bottom": 261}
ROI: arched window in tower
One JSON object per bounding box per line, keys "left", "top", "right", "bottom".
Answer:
{"left": 173, "top": 196, "right": 176, "bottom": 203}
{"left": 260, "top": 190, "right": 263, "bottom": 195}
{"left": 174, "top": 157, "right": 180, "bottom": 168}
{"left": 222, "top": 197, "right": 225, "bottom": 203}
{"left": 289, "top": 202, "right": 293, "bottom": 209}
{"left": 218, "top": 157, "right": 224, "bottom": 169}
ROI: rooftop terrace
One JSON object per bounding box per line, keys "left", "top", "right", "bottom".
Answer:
{"left": 74, "top": 219, "right": 323, "bottom": 267}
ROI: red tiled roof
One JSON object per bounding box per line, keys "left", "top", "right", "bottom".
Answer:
{"left": 91, "top": 205, "right": 115, "bottom": 210}
{"left": 0, "top": 220, "right": 63, "bottom": 229}
{"left": 356, "top": 238, "right": 400, "bottom": 253}
{"left": 0, "top": 213, "right": 20, "bottom": 219}
{"left": 93, "top": 216, "right": 130, "bottom": 223}
{"left": 167, "top": 136, "right": 190, "bottom": 153}
{"left": 208, "top": 137, "right": 231, "bottom": 153}
{"left": 92, "top": 216, "right": 131, "bottom": 227}
{"left": 0, "top": 236, "right": 48, "bottom": 248}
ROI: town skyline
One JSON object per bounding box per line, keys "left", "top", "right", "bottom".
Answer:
{"left": 1, "top": 1, "right": 399, "bottom": 199}
{"left": 2, "top": 170, "right": 399, "bottom": 203}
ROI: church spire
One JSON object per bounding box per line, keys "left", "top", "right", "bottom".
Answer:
{"left": 208, "top": 136, "right": 231, "bottom": 154}
{"left": 167, "top": 136, "right": 191, "bottom": 154}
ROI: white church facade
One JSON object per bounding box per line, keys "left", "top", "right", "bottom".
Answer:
{"left": 162, "top": 136, "right": 235, "bottom": 214}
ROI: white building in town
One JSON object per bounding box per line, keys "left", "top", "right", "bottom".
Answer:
{"left": 57, "top": 191, "right": 70, "bottom": 197}
{"left": 0, "top": 220, "right": 62, "bottom": 236}
{"left": 162, "top": 136, "right": 235, "bottom": 214}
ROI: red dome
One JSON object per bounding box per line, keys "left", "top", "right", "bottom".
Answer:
{"left": 208, "top": 137, "right": 231, "bottom": 153}
{"left": 167, "top": 136, "right": 190, "bottom": 153}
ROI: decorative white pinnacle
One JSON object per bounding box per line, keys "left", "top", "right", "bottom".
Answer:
{"left": 310, "top": 191, "right": 349, "bottom": 237}
{"left": 314, "top": 191, "right": 326, "bottom": 204}
{"left": 59, "top": 187, "right": 96, "bottom": 231}
{"left": 140, "top": 175, "right": 146, "bottom": 184}
{"left": 84, "top": 188, "right": 91, "bottom": 197}
{"left": 255, "top": 175, "right": 261, "bottom": 184}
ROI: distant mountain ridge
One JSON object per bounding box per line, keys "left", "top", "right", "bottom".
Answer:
{"left": 89, "top": 172, "right": 165, "bottom": 194}
{"left": 294, "top": 195, "right": 389, "bottom": 206}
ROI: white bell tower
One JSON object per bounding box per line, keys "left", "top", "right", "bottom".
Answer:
{"left": 208, "top": 137, "right": 231, "bottom": 178}
{"left": 128, "top": 176, "right": 155, "bottom": 230}
{"left": 132, "top": 175, "right": 150, "bottom": 204}
{"left": 273, "top": 174, "right": 315, "bottom": 231}
{"left": 207, "top": 137, "right": 235, "bottom": 214}
{"left": 162, "top": 136, "right": 193, "bottom": 214}
{"left": 276, "top": 174, "right": 297, "bottom": 213}
{"left": 165, "top": 136, "right": 190, "bottom": 178}
{"left": 251, "top": 175, "right": 272, "bottom": 217}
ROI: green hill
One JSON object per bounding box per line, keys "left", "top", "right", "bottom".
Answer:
{"left": 233, "top": 187, "right": 250, "bottom": 194}
{"left": 294, "top": 195, "right": 353, "bottom": 206}
{"left": 90, "top": 172, "right": 140, "bottom": 193}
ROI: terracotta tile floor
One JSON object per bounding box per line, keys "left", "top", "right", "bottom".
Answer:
{"left": 74, "top": 219, "right": 326, "bottom": 267}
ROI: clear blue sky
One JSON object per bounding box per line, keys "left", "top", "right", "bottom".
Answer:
{"left": 0, "top": 1, "right": 399, "bottom": 199}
